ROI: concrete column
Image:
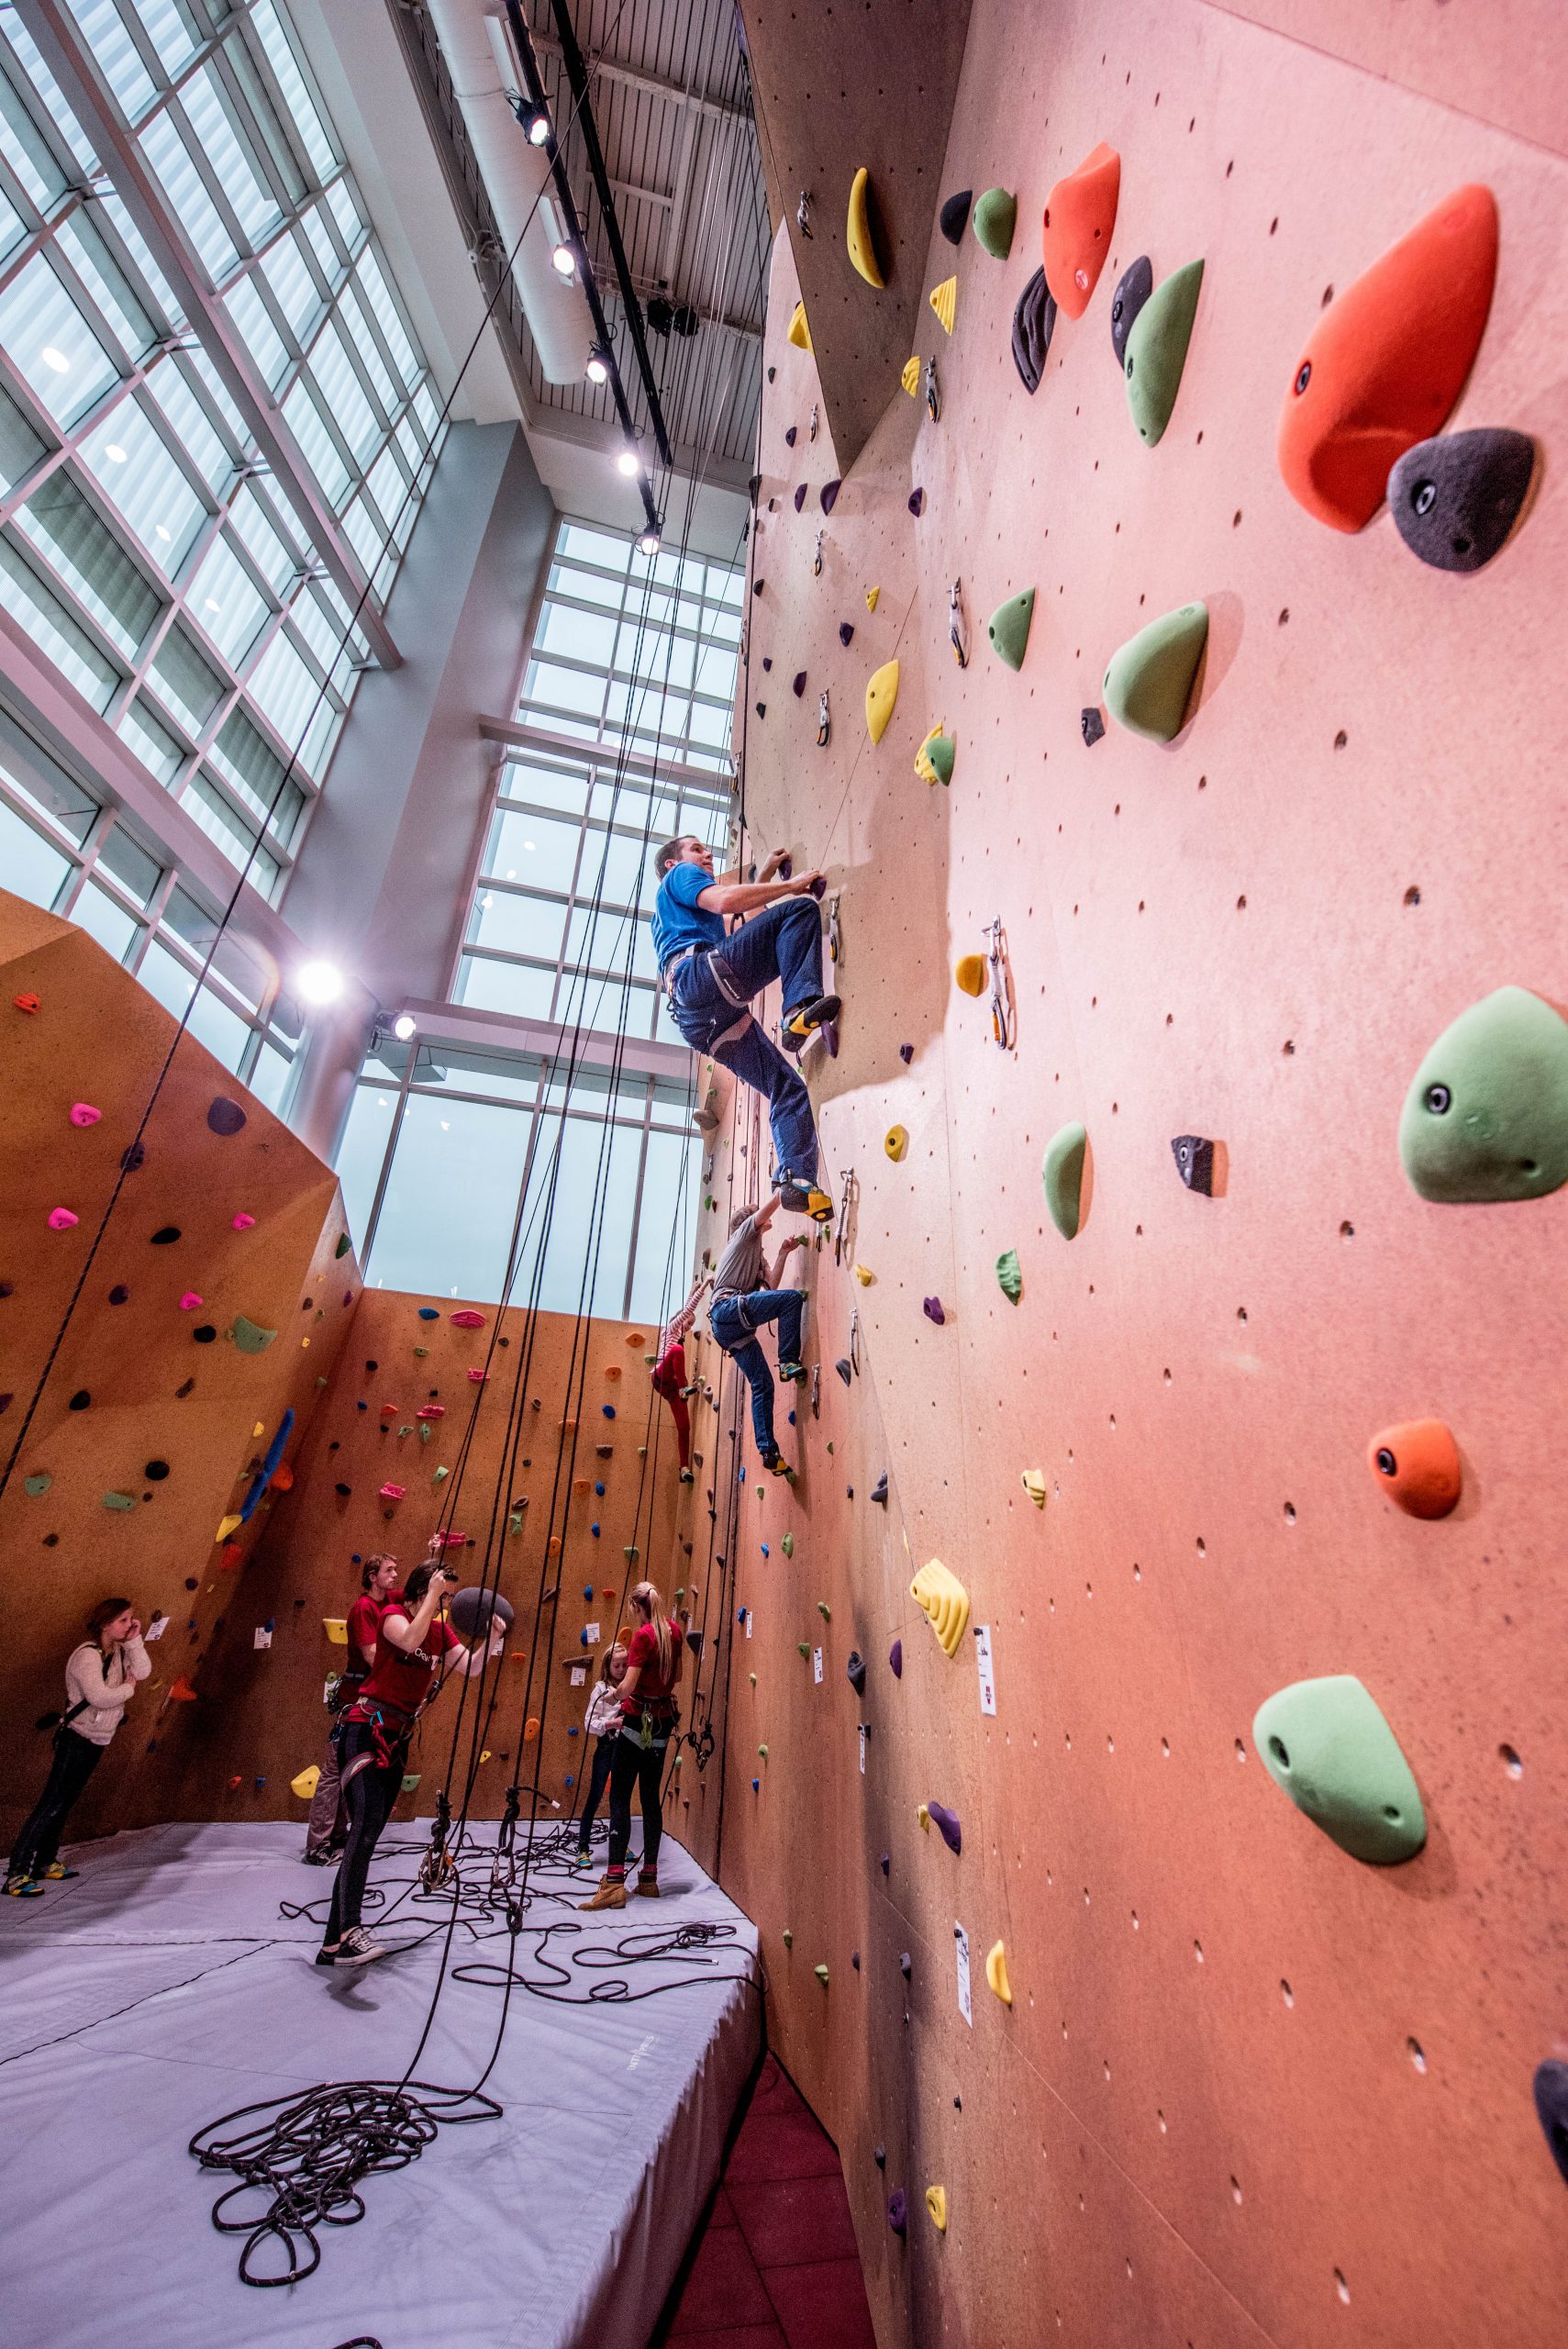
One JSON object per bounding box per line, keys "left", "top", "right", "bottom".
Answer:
{"left": 282, "top": 985, "right": 378, "bottom": 1165}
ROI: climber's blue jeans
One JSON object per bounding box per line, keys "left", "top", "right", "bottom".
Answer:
{"left": 664, "top": 899, "right": 825, "bottom": 1187}
{"left": 711, "top": 1289, "right": 806, "bottom": 1463}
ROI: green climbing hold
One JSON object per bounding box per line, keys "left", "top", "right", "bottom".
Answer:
{"left": 1103, "top": 602, "right": 1208, "bottom": 742}
{"left": 798, "top": 1642, "right": 811, "bottom": 1659}
{"left": 400, "top": 1773, "right": 421, "bottom": 1795}
{"left": 102, "top": 1491, "right": 136, "bottom": 1511}
{"left": 995, "top": 1248, "right": 1022, "bottom": 1302}
{"left": 1252, "top": 1675, "right": 1426, "bottom": 1865}
{"left": 1123, "top": 258, "right": 1204, "bottom": 446}
{"left": 987, "top": 588, "right": 1035, "bottom": 673}
{"left": 783, "top": 1928, "right": 794, "bottom": 1948}
{"left": 971, "top": 186, "right": 1017, "bottom": 261}
{"left": 1398, "top": 986, "right": 1568, "bottom": 1204}
{"left": 231, "top": 1316, "right": 278, "bottom": 1354}
{"left": 24, "top": 1473, "right": 50, "bottom": 1497}
{"left": 759, "top": 1743, "right": 769, "bottom": 1758}
{"left": 1042, "top": 1123, "right": 1087, "bottom": 1240}
{"left": 414, "top": 1345, "right": 428, "bottom": 1357}
{"left": 782, "top": 1531, "right": 794, "bottom": 1557}
{"left": 334, "top": 1232, "right": 352, "bottom": 1259}
{"left": 814, "top": 1962, "right": 830, "bottom": 1984}
{"left": 432, "top": 1465, "right": 449, "bottom": 1484}
{"left": 623, "top": 1544, "right": 639, "bottom": 1561}
{"left": 817, "top": 1600, "right": 831, "bottom": 1620}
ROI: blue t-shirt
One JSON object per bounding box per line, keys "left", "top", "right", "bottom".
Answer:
{"left": 652, "top": 861, "right": 726, "bottom": 971}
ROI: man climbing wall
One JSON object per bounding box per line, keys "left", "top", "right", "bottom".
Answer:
{"left": 651, "top": 837, "right": 839, "bottom": 1220}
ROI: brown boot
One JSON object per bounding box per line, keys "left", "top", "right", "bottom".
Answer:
{"left": 580, "top": 1879, "right": 627, "bottom": 1911}
{"left": 633, "top": 1874, "right": 661, "bottom": 1898}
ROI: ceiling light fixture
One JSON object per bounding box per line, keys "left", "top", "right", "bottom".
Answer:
{"left": 298, "top": 960, "right": 344, "bottom": 1006}
{"left": 392, "top": 1011, "right": 417, "bottom": 1041}
{"left": 550, "top": 241, "right": 576, "bottom": 279}
{"left": 637, "top": 524, "right": 662, "bottom": 557}
{"left": 616, "top": 448, "right": 640, "bottom": 478}
{"left": 584, "top": 345, "right": 610, "bottom": 385}
{"left": 523, "top": 105, "right": 550, "bottom": 146}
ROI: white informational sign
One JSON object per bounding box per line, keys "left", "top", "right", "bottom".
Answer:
{"left": 585, "top": 1620, "right": 600, "bottom": 1644}
{"left": 745, "top": 1609, "right": 753, "bottom": 1640}
{"left": 570, "top": 1665, "right": 586, "bottom": 1687}
{"left": 812, "top": 1646, "right": 823, "bottom": 1685}
{"left": 974, "top": 1622, "right": 996, "bottom": 1715}
{"left": 859, "top": 1723, "right": 867, "bottom": 1776}
{"left": 143, "top": 1617, "right": 167, "bottom": 1642}
{"left": 955, "top": 1922, "right": 973, "bottom": 2026}
{"left": 252, "top": 1626, "right": 272, "bottom": 1651}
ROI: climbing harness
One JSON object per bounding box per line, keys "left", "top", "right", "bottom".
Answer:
{"left": 850, "top": 1308, "right": 862, "bottom": 1377}
{"left": 924, "top": 356, "right": 940, "bottom": 423}
{"left": 949, "top": 578, "right": 969, "bottom": 669}
{"left": 813, "top": 527, "right": 824, "bottom": 577}
{"left": 985, "top": 918, "right": 1017, "bottom": 1052}
{"left": 816, "top": 688, "right": 831, "bottom": 748}
{"left": 795, "top": 188, "right": 813, "bottom": 239}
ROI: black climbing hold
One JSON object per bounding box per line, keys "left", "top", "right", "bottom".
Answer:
{"left": 899, "top": 1042, "right": 913, "bottom": 1063}
{"left": 762, "top": 656, "right": 772, "bottom": 671}
{"left": 784, "top": 425, "right": 797, "bottom": 447}
{"left": 120, "top": 1142, "right": 145, "bottom": 1173}
{"left": 846, "top": 1486, "right": 854, "bottom": 1499}
{"left": 839, "top": 622, "right": 853, "bottom": 647}
{"left": 1388, "top": 428, "right": 1535, "bottom": 573}
{"left": 184, "top": 1577, "right": 197, "bottom": 1591}
{"left": 755, "top": 702, "right": 766, "bottom": 718}
{"left": 940, "top": 189, "right": 972, "bottom": 245}
{"left": 835, "top": 1358, "right": 851, "bottom": 1386}
{"left": 143, "top": 1460, "right": 169, "bottom": 1481}
{"left": 907, "top": 487, "right": 924, "bottom": 518}
{"left": 175, "top": 1376, "right": 195, "bottom": 1397}
{"left": 193, "top": 1325, "right": 217, "bottom": 1343}
{"left": 1170, "top": 1134, "right": 1216, "bottom": 1195}
{"left": 871, "top": 1473, "right": 888, "bottom": 1505}
{"left": 793, "top": 671, "right": 806, "bottom": 696}
{"left": 69, "top": 1390, "right": 89, "bottom": 1411}
{"left": 335, "top": 1233, "right": 351, "bottom": 1258}
{"left": 1081, "top": 707, "right": 1106, "bottom": 747}
{"left": 851, "top": 1950, "right": 861, "bottom": 1970}
{"left": 150, "top": 1226, "right": 181, "bottom": 1245}
{"left": 752, "top": 579, "right": 763, "bottom": 596}
{"left": 206, "top": 1097, "right": 247, "bottom": 1136}
{"left": 335, "top": 1481, "right": 351, "bottom": 1496}
{"left": 766, "top": 365, "right": 775, "bottom": 383}
{"left": 820, "top": 479, "right": 840, "bottom": 514}
{"left": 1532, "top": 2061, "right": 1568, "bottom": 2185}
{"left": 1011, "top": 267, "right": 1057, "bottom": 395}
{"left": 847, "top": 1650, "right": 867, "bottom": 1695}
{"left": 365, "top": 1360, "right": 378, "bottom": 1372}
{"left": 43, "top": 1533, "right": 59, "bottom": 1547}
{"left": 1109, "top": 254, "right": 1153, "bottom": 367}
{"left": 794, "top": 483, "right": 807, "bottom": 512}
{"left": 108, "top": 1284, "right": 129, "bottom": 1305}
{"left": 880, "top": 1852, "right": 891, "bottom": 1874}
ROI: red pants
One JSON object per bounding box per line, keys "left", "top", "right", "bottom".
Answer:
{"left": 651, "top": 1341, "right": 691, "bottom": 1468}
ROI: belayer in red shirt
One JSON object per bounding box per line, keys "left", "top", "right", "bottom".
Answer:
{"left": 580, "top": 1580, "right": 684, "bottom": 1911}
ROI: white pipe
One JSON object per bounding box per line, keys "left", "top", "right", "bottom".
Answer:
{"left": 424, "top": 0, "right": 596, "bottom": 385}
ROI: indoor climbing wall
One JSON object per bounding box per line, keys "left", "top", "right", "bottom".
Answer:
{"left": 172, "top": 1287, "right": 686, "bottom": 1835}
{"left": 693, "top": 2, "right": 1568, "bottom": 2343}
{"left": 0, "top": 886, "right": 354, "bottom": 1845}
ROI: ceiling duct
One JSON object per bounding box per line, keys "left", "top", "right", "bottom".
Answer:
{"left": 422, "top": 0, "right": 595, "bottom": 384}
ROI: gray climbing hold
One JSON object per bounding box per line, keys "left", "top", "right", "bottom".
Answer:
{"left": 1171, "top": 1134, "right": 1215, "bottom": 1195}
{"left": 1011, "top": 267, "right": 1056, "bottom": 395}
{"left": 836, "top": 1357, "right": 851, "bottom": 1385}
{"left": 972, "top": 186, "right": 1017, "bottom": 260}
{"left": 1388, "top": 428, "right": 1535, "bottom": 573}
{"left": 871, "top": 1472, "right": 887, "bottom": 1504}
{"left": 1081, "top": 707, "right": 1105, "bottom": 747}
{"left": 1109, "top": 253, "right": 1152, "bottom": 367}
{"left": 847, "top": 1651, "right": 867, "bottom": 1695}
{"left": 1103, "top": 602, "right": 1208, "bottom": 741}
{"left": 1043, "top": 1121, "right": 1087, "bottom": 1239}
{"left": 1124, "top": 259, "right": 1204, "bottom": 446}
{"left": 940, "top": 190, "right": 972, "bottom": 245}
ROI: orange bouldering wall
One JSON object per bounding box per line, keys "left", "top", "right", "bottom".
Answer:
{"left": 687, "top": 3, "right": 1568, "bottom": 2344}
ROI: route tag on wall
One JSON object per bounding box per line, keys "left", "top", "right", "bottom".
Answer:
{"left": 745, "top": 1610, "right": 753, "bottom": 1639}
{"left": 144, "top": 1617, "right": 167, "bottom": 1642}
{"left": 252, "top": 1626, "right": 272, "bottom": 1650}
{"left": 585, "top": 1621, "right": 600, "bottom": 1644}
{"left": 955, "top": 1922, "right": 973, "bottom": 2025}
{"left": 859, "top": 1724, "right": 867, "bottom": 1775}
{"left": 974, "top": 1622, "right": 996, "bottom": 1715}
{"left": 813, "top": 1646, "right": 823, "bottom": 1685}
{"left": 570, "top": 1666, "right": 586, "bottom": 1687}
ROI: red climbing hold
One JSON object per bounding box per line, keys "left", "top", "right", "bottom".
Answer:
{"left": 169, "top": 1677, "right": 197, "bottom": 1702}
{"left": 378, "top": 1482, "right": 406, "bottom": 1502}
{"left": 13, "top": 992, "right": 39, "bottom": 1013}
{"left": 450, "top": 1309, "right": 485, "bottom": 1329}
{"left": 1277, "top": 184, "right": 1498, "bottom": 533}
{"left": 1040, "top": 141, "right": 1120, "bottom": 318}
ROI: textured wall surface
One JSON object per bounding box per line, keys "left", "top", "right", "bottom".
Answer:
{"left": 687, "top": 2, "right": 1568, "bottom": 2343}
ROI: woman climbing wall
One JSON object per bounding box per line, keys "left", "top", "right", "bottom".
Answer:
{"left": 579, "top": 1582, "right": 684, "bottom": 1911}
{"left": 6, "top": 1598, "right": 150, "bottom": 1896}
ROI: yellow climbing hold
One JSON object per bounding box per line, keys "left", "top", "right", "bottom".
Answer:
{"left": 917, "top": 1802, "right": 931, "bottom": 1831}
{"left": 216, "top": 1513, "right": 242, "bottom": 1543}
{"left": 929, "top": 276, "right": 957, "bottom": 335}
{"left": 900, "top": 354, "right": 920, "bottom": 396}
{"left": 1020, "top": 1468, "right": 1049, "bottom": 1508}
{"left": 865, "top": 658, "right": 899, "bottom": 744}
{"left": 914, "top": 723, "right": 955, "bottom": 787}
{"left": 954, "top": 953, "right": 986, "bottom": 996}
{"left": 786, "top": 300, "right": 812, "bottom": 351}
{"left": 864, "top": 585, "right": 880, "bottom": 611}
{"left": 854, "top": 1263, "right": 874, "bottom": 1286}
{"left": 911, "top": 1558, "right": 970, "bottom": 1656}
{"left": 985, "top": 1939, "right": 1013, "bottom": 2005}
{"left": 323, "top": 1617, "right": 348, "bottom": 1645}
{"left": 884, "top": 1124, "right": 907, "bottom": 1161}
{"left": 291, "top": 1765, "right": 321, "bottom": 1799}
{"left": 926, "top": 2186, "right": 948, "bottom": 2232}
{"left": 251, "top": 1420, "right": 265, "bottom": 1439}
{"left": 846, "top": 167, "right": 885, "bottom": 288}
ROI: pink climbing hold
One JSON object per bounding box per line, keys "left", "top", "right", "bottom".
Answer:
{"left": 48, "top": 1208, "right": 80, "bottom": 1230}
{"left": 378, "top": 1482, "right": 406, "bottom": 1502}
{"left": 178, "top": 1291, "right": 204, "bottom": 1310}
{"left": 450, "top": 1309, "right": 485, "bottom": 1329}
{"left": 467, "top": 1367, "right": 490, "bottom": 1383}
{"left": 69, "top": 1104, "right": 101, "bottom": 1128}
{"left": 231, "top": 1213, "right": 256, "bottom": 1230}
{"left": 416, "top": 1403, "right": 446, "bottom": 1420}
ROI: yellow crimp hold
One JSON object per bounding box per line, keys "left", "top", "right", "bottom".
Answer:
{"left": 1020, "top": 1468, "right": 1049, "bottom": 1508}
{"left": 929, "top": 275, "right": 957, "bottom": 335}
{"left": 216, "top": 1513, "right": 242, "bottom": 1542}
{"left": 865, "top": 658, "right": 899, "bottom": 745}
{"left": 914, "top": 723, "right": 953, "bottom": 787}
{"left": 786, "top": 300, "right": 812, "bottom": 351}
{"left": 846, "top": 166, "right": 884, "bottom": 288}
{"left": 911, "top": 1559, "right": 970, "bottom": 1656}
{"left": 986, "top": 1939, "right": 1013, "bottom": 2005}
{"left": 864, "top": 585, "right": 880, "bottom": 611}
{"left": 884, "top": 1124, "right": 908, "bottom": 1161}
{"left": 926, "top": 2185, "right": 948, "bottom": 2232}
{"left": 900, "top": 354, "right": 920, "bottom": 396}
{"left": 854, "top": 1263, "right": 873, "bottom": 1286}
{"left": 954, "top": 953, "right": 986, "bottom": 997}
{"left": 290, "top": 1765, "right": 321, "bottom": 1799}
{"left": 917, "top": 1802, "right": 931, "bottom": 1831}
{"left": 323, "top": 1617, "right": 348, "bottom": 1646}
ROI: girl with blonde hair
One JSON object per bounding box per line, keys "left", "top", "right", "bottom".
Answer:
{"left": 579, "top": 1581, "right": 684, "bottom": 1909}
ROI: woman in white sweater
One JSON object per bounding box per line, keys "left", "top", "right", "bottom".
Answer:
{"left": 6, "top": 1598, "right": 150, "bottom": 1897}
{"left": 574, "top": 1642, "right": 628, "bottom": 1864}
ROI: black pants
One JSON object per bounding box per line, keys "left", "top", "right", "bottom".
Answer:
{"left": 606, "top": 1726, "right": 671, "bottom": 1876}
{"left": 576, "top": 1733, "right": 617, "bottom": 1853}
{"left": 323, "top": 1720, "right": 404, "bottom": 1945}
{"left": 9, "top": 1730, "right": 103, "bottom": 1879}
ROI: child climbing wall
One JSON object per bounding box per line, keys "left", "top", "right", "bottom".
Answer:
{"left": 0, "top": 889, "right": 353, "bottom": 1847}
{"left": 690, "top": 2, "right": 1568, "bottom": 2344}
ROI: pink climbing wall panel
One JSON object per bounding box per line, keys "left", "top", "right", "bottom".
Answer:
{"left": 676, "top": 1, "right": 1568, "bottom": 2343}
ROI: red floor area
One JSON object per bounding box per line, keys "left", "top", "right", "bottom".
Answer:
{"left": 652, "top": 2053, "right": 876, "bottom": 2348}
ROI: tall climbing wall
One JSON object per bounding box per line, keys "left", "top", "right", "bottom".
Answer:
{"left": 683, "top": 2, "right": 1568, "bottom": 2343}
{"left": 182, "top": 1287, "right": 684, "bottom": 1833}
{"left": 0, "top": 886, "right": 353, "bottom": 1844}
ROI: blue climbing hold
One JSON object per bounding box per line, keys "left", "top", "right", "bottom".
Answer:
{"left": 418, "top": 1308, "right": 439, "bottom": 1319}
{"left": 603, "top": 1405, "right": 616, "bottom": 1419}
{"left": 595, "top": 1481, "right": 606, "bottom": 1497}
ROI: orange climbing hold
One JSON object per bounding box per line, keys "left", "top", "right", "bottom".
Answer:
{"left": 169, "top": 1676, "right": 197, "bottom": 1702}
{"left": 524, "top": 1717, "right": 540, "bottom": 1742}
{"left": 1277, "top": 184, "right": 1497, "bottom": 532}
{"left": 1367, "top": 1419, "right": 1462, "bottom": 1520}
{"left": 1040, "top": 142, "right": 1119, "bottom": 319}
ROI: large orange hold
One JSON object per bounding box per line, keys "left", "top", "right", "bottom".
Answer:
{"left": 1367, "top": 1419, "right": 1462, "bottom": 1519}
{"left": 1278, "top": 184, "right": 1497, "bottom": 532}
{"left": 1040, "top": 142, "right": 1120, "bottom": 319}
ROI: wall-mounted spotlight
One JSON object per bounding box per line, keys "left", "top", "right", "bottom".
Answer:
{"left": 616, "top": 447, "right": 641, "bottom": 478}
{"left": 636, "top": 524, "right": 662, "bottom": 557}
{"left": 392, "top": 1012, "right": 417, "bottom": 1042}
{"left": 585, "top": 345, "right": 611, "bottom": 385}
{"left": 298, "top": 960, "right": 344, "bottom": 1007}
{"left": 524, "top": 105, "right": 550, "bottom": 146}
{"left": 551, "top": 241, "right": 577, "bottom": 279}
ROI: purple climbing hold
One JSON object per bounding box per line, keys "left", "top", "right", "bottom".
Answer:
{"left": 108, "top": 1285, "right": 128, "bottom": 1306}
{"left": 923, "top": 1296, "right": 945, "bottom": 1325}
{"left": 793, "top": 671, "right": 806, "bottom": 696}
{"left": 820, "top": 479, "right": 840, "bottom": 514}
{"left": 1082, "top": 707, "right": 1106, "bottom": 747}
{"left": 880, "top": 1852, "right": 891, "bottom": 1875}
{"left": 889, "top": 1638, "right": 902, "bottom": 1679}
{"left": 762, "top": 656, "right": 773, "bottom": 671}
{"left": 794, "top": 483, "right": 807, "bottom": 512}
{"left": 752, "top": 579, "right": 764, "bottom": 596}
{"left": 887, "top": 2190, "right": 907, "bottom": 2237}
{"left": 784, "top": 424, "right": 797, "bottom": 446}
{"left": 927, "top": 1800, "right": 962, "bottom": 1855}
{"left": 851, "top": 1951, "right": 862, "bottom": 1970}
{"left": 69, "top": 1390, "right": 90, "bottom": 1411}
{"left": 908, "top": 487, "right": 925, "bottom": 518}
{"left": 206, "top": 1097, "right": 247, "bottom": 1137}
{"left": 899, "top": 1042, "right": 913, "bottom": 1063}
{"left": 120, "top": 1141, "right": 145, "bottom": 1173}
{"left": 807, "top": 874, "right": 827, "bottom": 900}
{"left": 839, "top": 622, "right": 854, "bottom": 647}
{"left": 899, "top": 1951, "right": 912, "bottom": 1978}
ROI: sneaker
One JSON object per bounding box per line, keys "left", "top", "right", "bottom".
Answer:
{"left": 4, "top": 1874, "right": 44, "bottom": 1898}
{"left": 762, "top": 1453, "right": 796, "bottom": 1482}
{"left": 333, "top": 1925, "right": 387, "bottom": 1966}
{"left": 633, "top": 1875, "right": 662, "bottom": 1898}
{"left": 579, "top": 1880, "right": 627, "bottom": 1911}
{"left": 780, "top": 994, "right": 841, "bottom": 1052}
{"left": 302, "top": 1848, "right": 334, "bottom": 1867}
{"left": 777, "top": 1361, "right": 806, "bottom": 1384}
{"left": 679, "top": 1466, "right": 695, "bottom": 1483}
{"left": 314, "top": 1940, "right": 341, "bottom": 1968}
{"left": 41, "top": 1863, "right": 79, "bottom": 1881}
